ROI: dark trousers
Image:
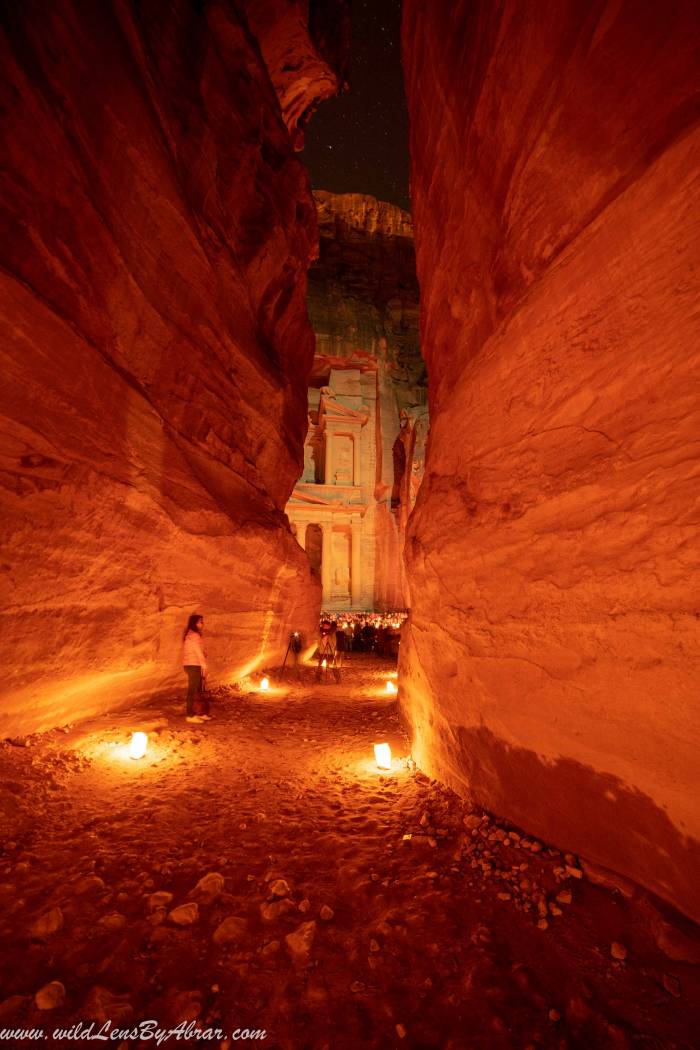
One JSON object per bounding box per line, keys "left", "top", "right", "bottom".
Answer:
{"left": 184, "top": 665, "right": 202, "bottom": 715}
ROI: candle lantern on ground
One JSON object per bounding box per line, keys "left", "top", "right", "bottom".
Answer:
{"left": 374, "top": 743, "right": 392, "bottom": 770}
{"left": 260, "top": 677, "right": 270, "bottom": 692}
{"left": 129, "top": 732, "right": 148, "bottom": 760}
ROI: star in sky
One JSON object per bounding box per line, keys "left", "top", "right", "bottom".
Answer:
{"left": 302, "top": 0, "right": 409, "bottom": 212}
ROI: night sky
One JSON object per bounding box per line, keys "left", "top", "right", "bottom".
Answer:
{"left": 302, "top": 0, "right": 410, "bottom": 212}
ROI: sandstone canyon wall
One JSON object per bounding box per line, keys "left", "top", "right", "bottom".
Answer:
{"left": 401, "top": 0, "right": 700, "bottom": 921}
{"left": 0, "top": 0, "right": 348, "bottom": 737}
{"left": 288, "top": 190, "right": 426, "bottom": 610}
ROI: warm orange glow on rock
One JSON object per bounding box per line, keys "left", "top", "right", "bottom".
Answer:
{"left": 0, "top": 0, "right": 349, "bottom": 738}
{"left": 401, "top": 0, "right": 700, "bottom": 923}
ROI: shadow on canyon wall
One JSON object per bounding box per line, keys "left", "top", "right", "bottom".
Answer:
{"left": 446, "top": 723, "right": 700, "bottom": 925}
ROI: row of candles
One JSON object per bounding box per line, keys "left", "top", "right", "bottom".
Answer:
{"left": 127, "top": 677, "right": 398, "bottom": 767}
{"left": 130, "top": 729, "right": 394, "bottom": 770}
{"left": 129, "top": 730, "right": 393, "bottom": 769}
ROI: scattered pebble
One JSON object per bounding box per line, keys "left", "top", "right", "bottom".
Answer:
{"left": 74, "top": 875, "right": 105, "bottom": 895}
{"left": 82, "top": 986, "right": 132, "bottom": 1024}
{"left": 147, "top": 890, "right": 173, "bottom": 910}
{"left": 189, "top": 871, "right": 224, "bottom": 902}
{"left": 35, "top": 981, "right": 65, "bottom": 1011}
{"left": 30, "top": 907, "right": 63, "bottom": 938}
{"left": 98, "top": 912, "right": 126, "bottom": 931}
{"left": 269, "top": 878, "right": 291, "bottom": 899}
{"left": 168, "top": 903, "right": 198, "bottom": 926}
{"left": 212, "top": 916, "right": 248, "bottom": 945}
{"left": 285, "top": 921, "right": 316, "bottom": 965}
{"left": 260, "top": 899, "right": 294, "bottom": 921}
{"left": 651, "top": 915, "right": 700, "bottom": 963}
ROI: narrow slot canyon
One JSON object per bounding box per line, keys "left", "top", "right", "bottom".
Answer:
{"left": 1, "top": 2, "right": 698, "bottom": 1048}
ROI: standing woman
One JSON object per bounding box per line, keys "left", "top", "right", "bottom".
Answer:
{"left": 182, "top": 614, "right": 208, "bottom": 722}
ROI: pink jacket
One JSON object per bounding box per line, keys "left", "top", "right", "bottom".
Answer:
{"left": 183, "top": 630, "right": 207, "bottom": 672}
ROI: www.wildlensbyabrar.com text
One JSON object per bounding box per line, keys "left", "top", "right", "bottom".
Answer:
{"left": 0, "top": 1019, "right": 267, "bottom": 1044}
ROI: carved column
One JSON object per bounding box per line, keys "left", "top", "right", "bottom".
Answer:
{"left": 297, "top": 522, "right": 308, "bottom": 550}
{"left": 352, "top": 432, "right": 361, "bottom": 486}
{"left": 321, "top": 522, "right": 332, "bottom": 606}
{"left": 324, "top": 428, "right": 333, "bottom": 485}
{"left": 351, "top": 520, "right": 362, "bottom": 608}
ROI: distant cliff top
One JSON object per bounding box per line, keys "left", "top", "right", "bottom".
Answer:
{"left": 314, "top": 190, "right": 413, "bottom": 239}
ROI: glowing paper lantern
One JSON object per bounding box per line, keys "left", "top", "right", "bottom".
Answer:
{"left": 260, "top": 677, "right": 270, "bottom": 692}
{"left": 321, "top": 659, "right": 327, "bottom": 669}
{"left": 374, "top": 743, "right": 392, "bottom": 770}
{"left": 385, "top": 680, "right": 397, "bottom": 695}
{"left": 129, "top": 732, "right": 148, "bottom": 760}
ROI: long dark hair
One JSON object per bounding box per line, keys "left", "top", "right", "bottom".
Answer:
{"left": 183, "top": 614, "right": 203, "bottom": 639}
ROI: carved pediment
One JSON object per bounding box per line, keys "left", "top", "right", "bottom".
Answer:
{"left": 320, "top": 397, "right": 369, "bottom": 425}
{"left": 289, "top": 483, "right": 362, "bottom": 511}
{"left": 289, "top": 489, "right": 334, "bottom": 507}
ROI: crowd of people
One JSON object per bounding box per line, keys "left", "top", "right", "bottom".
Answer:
{"left": 318, "top": 611, "right": 407, "bottom": 659}
{"left": 312, "top": 612, "right": 407, "bottom": 683}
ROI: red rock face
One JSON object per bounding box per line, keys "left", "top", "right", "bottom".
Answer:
{"left": 401, "top": 0, "right": 700, "bottom": 920}
{"left": 241, "top": 0, "right": 350, "bottom": 150}
{"left": 0, "top": 0, "right": 346, "bottom": 735}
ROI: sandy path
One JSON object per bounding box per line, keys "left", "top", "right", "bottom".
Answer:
{"left": 1, "top": 656, "right": 698, "bottom": 1049}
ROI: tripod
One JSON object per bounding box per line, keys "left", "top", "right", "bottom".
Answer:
{"left": 281, "top": 633, "right": 302, "bottom": 680}
{"left": 315, "top": 638, "right": 341, "bottom": 684}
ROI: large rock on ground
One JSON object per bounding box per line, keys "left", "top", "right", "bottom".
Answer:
{"left": 0, "top": 0, "right": 347, "bottom": 735}
{"left": 401, "top": 0, "right": 700, "bottom": 921}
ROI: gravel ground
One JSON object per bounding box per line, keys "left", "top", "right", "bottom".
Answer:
{"left": 1, "top": 655, "right": 698, "bottom": 1049}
